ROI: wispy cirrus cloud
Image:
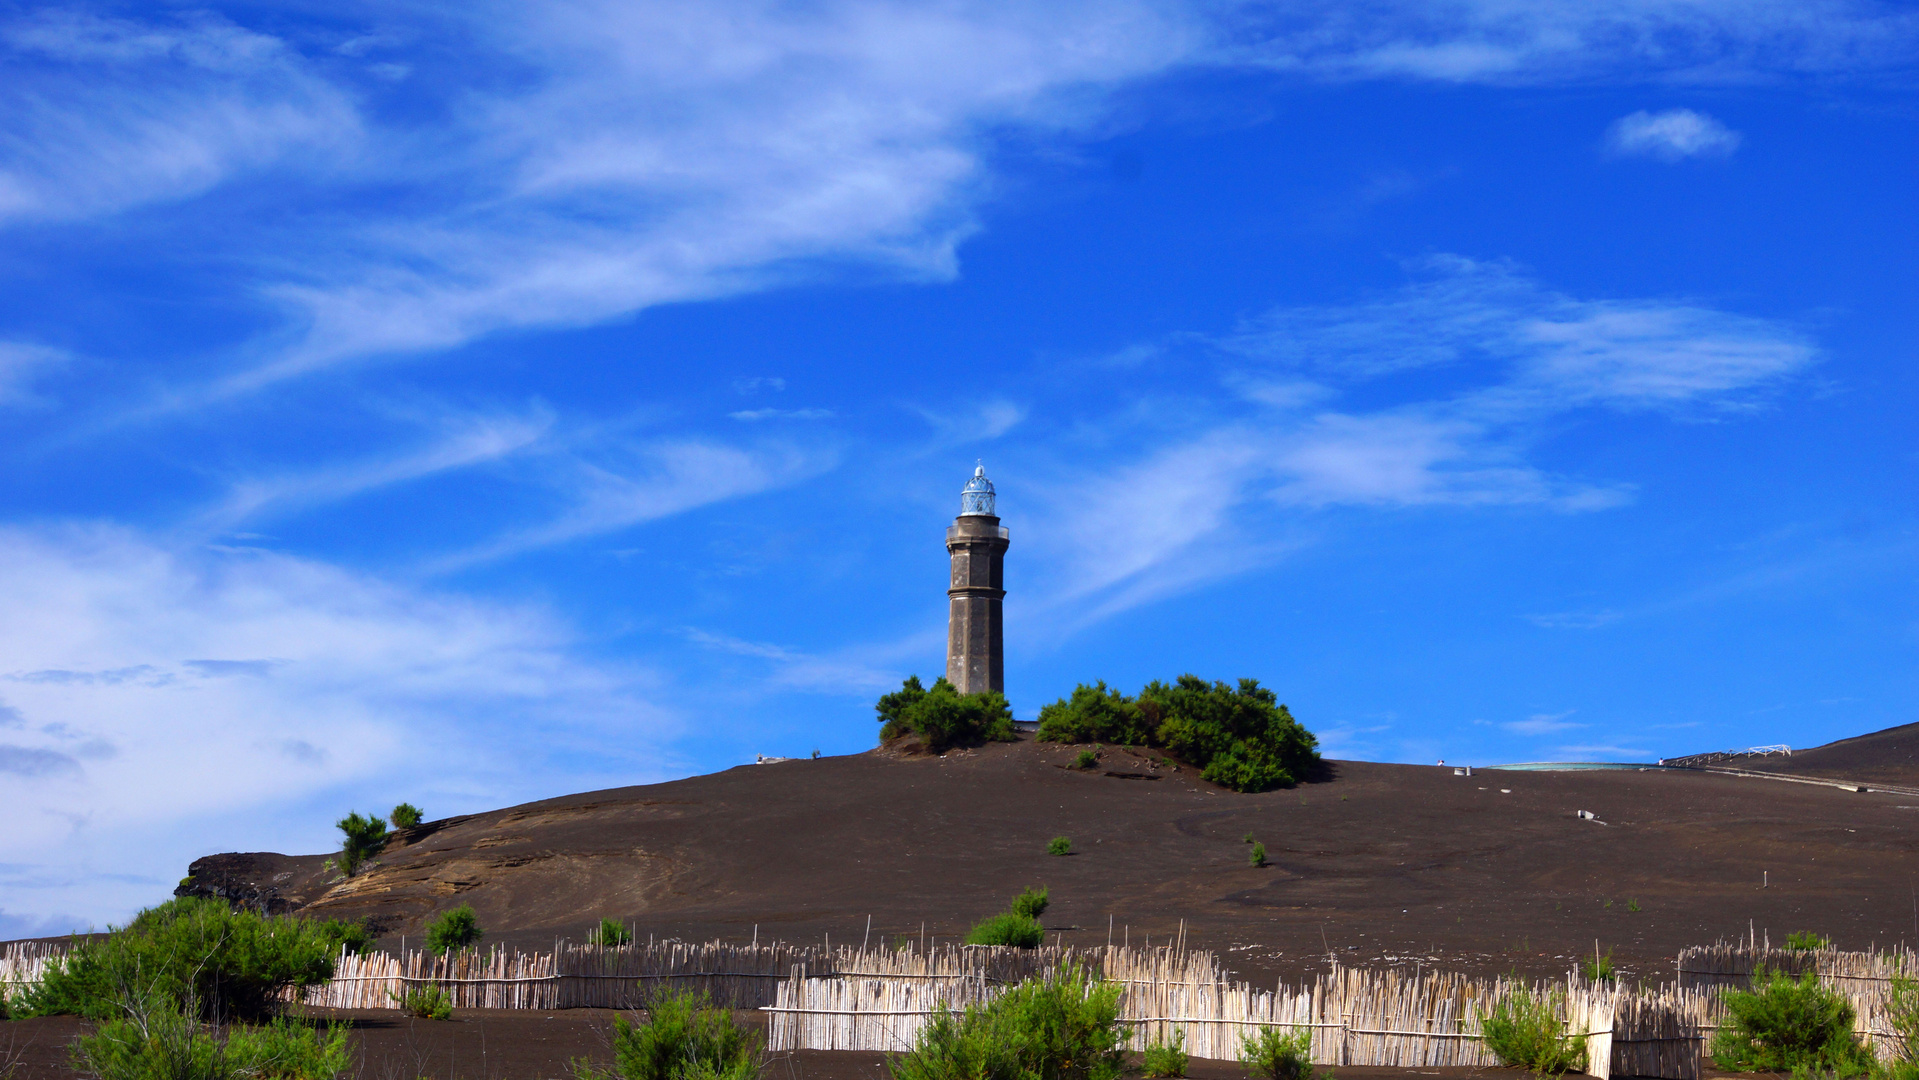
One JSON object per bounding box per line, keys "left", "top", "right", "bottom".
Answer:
{"left": 1019, "top": 257, "right": 1813, "bottom": 622}
{"left": 4, "top": 1, "right": 1899, "bottom": 391}
{"left": 0, "top": 10, "right": 357, "bottom": 224}
{"left": 429, "top": 438, "right": 837, "bottom": 571}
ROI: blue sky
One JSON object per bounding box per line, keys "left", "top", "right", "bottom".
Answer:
{"left": 1, "top": 1, "right": 1915, "bottom": 934}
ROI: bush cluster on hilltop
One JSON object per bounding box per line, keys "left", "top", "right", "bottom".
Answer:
{"left": 876, "top": 675, "right": 1016, "bottom": 752}
{"left": 1037, "top": 675, "right": 1319, "bottom": 793}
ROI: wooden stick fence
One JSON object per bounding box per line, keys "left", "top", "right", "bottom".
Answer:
{"left": 295, "top": 939, "right": 830, "bottom": 1010}
{"left": 0, "top": 940, "right": 65, "bottom": 996}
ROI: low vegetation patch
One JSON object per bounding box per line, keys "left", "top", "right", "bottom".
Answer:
{"left": 1885, "top": 973, "right": 1919, "bottom": 1080}
{"left": 889, "top": 963, "right": 1126, "bottom": 1080}
{"left": 1239, "top": 1027, "right": 1314, "bottom": 1080}
{"left": 1048, "top": 836, "right": 1072, "bottom": 856}
{"left": 965, "top": 888, "right": 1050, "bottom": 948}
{"left": 1710, "top": 967, "right": 1872, "bottom": 1076}
{"left": 1480, "top": 990, "right": 1586, "bottom": 1078}
{"left": 1787, "top": 931, "right": 1833, "bottom": 951}
{"left": 21, "top": 897, "right": 359, "bottom": 1022}
{"left": 876, "top": 676, "right": 1016, "bottom": 752}
{"left": 389, "top": 803, "right": 424, "bottom": 829}
{"left": 424, "top": 904, "right": 484, "bottom": 954}
{"left": 574, "top": 989, "right": 760, "bottom": 1080}
{"left": 1249, "top": 842, "right": 1267, "bottom": 868}
{"left": 393, "top": 985, "right": 452, "bottom": 1021}
{"left": 1142, "top": 1030, "right": 1189, "bottom": 1078}
{"left": 76, "top": 1002, "right": 354, "bottom": 1080}
{"left": 1074, "top": 749, "right": 1099, "bottom": 769}
{"left": 594, "top": 917, "right": 634, "bottom": 946}
{"left": 1036, "top": 675, "right": 1319, "bottom": 792}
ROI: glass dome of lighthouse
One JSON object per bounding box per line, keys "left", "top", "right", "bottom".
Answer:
{"left": 959, "top": 463, "right": 996, "bottom": 517}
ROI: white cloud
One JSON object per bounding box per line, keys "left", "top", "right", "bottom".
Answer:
{"left": 0, "top": 341, "right": 67, "bottom": 406}
{"left": 6, "top": 2, "right": 1890, "bottom": 388}
{"left": 197, "top": 406, "right": 555, "bottom": 531}
{"left": 1236, "top": 2, "right": 1919, "bottom": 84}
{"left": 1018, "top": 260, "right": 1808, "bottom": 620}
{"left": 0, "top": 11, "right": 357, "bottom": 224}
{"left": 1526, "top": 609, "right": 1624, "bottom": 629}
{"left": 730, "top": 408, "right": 835, "bottom": 421}
{"left": 684, "top": 630, "right": 904, "bottom": 694}
{"left": 0, "top": 523, "right": 677, "bottom": 930}
{"left": 1606, "top": 108, "right": 1742, "bottom": 161}
{"left": 430, "top": 438, "right": 837, "bottom": 570}
{"left": 1504, "top": 710, "right": 1583, "bottom": 735}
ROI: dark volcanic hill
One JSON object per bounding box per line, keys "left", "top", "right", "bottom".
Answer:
{"left": 173, "top": 732, "right": 1919, "bottom": 986}
{"left": 1726, "top": 722, "right": 1919, "bottom": 787}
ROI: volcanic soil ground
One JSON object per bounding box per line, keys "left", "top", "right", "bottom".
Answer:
{"left": 9, "top": 724, "right": 1917, "bottom": 1080}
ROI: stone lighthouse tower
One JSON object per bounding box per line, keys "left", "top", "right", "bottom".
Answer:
{"left": 946, "top": 464, "right": 1009, "bottom": 695}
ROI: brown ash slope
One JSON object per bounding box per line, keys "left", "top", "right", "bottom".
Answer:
{"left": 175, "top": 734, "right": 1918, "bottom": 985}
{"left": 1723, "top": 722, "right": 1919, "bottom": 788}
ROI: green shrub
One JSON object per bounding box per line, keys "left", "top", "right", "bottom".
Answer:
{"left": 1711, "top": 968, "right": 1872, "bottom": 1076}
{"left": 1142, "top": 1030, "right": 1188, "bottom": 1078}
{"left": 1036, "top": 682, "right": 1152, "bottom": 747}
{"left": 1885, "top": 973, "right": 1919, "bottom": 1079}
{"left": 392, "top": 985, "right": 452, "bottom": 1021}
{"left": 73, "top": 995, "right": 353, "bottom": 1080}
{"left": 424, "top": 905, "right": 483, "bottom": 954}
{"left": 1037, "top": 676, "right": 1319, "bottom": 793}
{"left": 964, "top": 913, "right": 1045, "bottom": 948}
{"left": 22, "top": 898, "right": 342, "bottom": 1022}
{"left": 594, "top": 918, "right": 634, "bottom": 946}
{"left": 876, "top": 676, "right": 1017, "bottom": 752}
{"left": 889, "top": 964, "right": 1126, "bottom": 1080}
{"left": 1249, "top": 842, "right": 1267, "bottom": 868}
{"left": 578, "top": 990, "right": 759, "bottom": 1080}
{"left": 1480, "top": 991, "right": 1586, "bottom": 1078}
{"left": 1074, "top": 749, "right": 1099, "bottom": 770}
{"left": 1239, "top": 1027, "right": 1313, "bottom": 1080}
{"left": 1582, "top": 950, "right": 1616, "bottom": 983}
{"left": 1048, "top": 836, "right": 1071, "bottom": 856}
{"left": 1787, "top": 931, "right": 1832, "bottom": 951}
{"left": 1010, "top": 887, "right": 1049, "bottom": 920}
{"left": 389, "top": 803, "right": 424, "bottom": 829}
{"left": 317, "top": 918, "right": 374, "bottom": 959}
{"left": 328, "top": 811, "right": 389, "bottom": 878}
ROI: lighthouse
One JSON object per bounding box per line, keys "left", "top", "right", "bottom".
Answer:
{"left": 945, "top": 464, "right": 1008, "bottom": 695}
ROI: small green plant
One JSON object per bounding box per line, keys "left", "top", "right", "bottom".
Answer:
{"left": 1011, "top": 887, "right": 1049, "bottom": 920}
{"left": 392, "top": 985, "right": 452, "bottom": 1021}
{"left": 1243, "top": 832, "right": 1254, "bottom": 843}
{"left": 889, "top": 964, "right": 1126, "bottom": 1080}
{"left": 1786, "top": 931, "right": 1832, "bottom": 951}
{"left": 964, "top": 913, "right": 1045, "bottom": 948}
{"left": 575, "top": 989, "right": 760, "bottom": 1080}
{"left": 593, "top": 917, "right": 634, "bottom": 946}
{"left": 1239, "top": 1027, "right": 1313, "bottom": 1080}
{"left": 1048, "top": 836, "right": 1072, "bottom": 856}
{"left": 1142, "top": 1030, "right": 1189, "bottom": 1078}
{"left": 1711, "top": 967, "right": 1872, "bottom": 1076}
{"left": 1626, "top": 899, "right": 1641, "bottom": 913}
{"left": 1074, "top": 749, "right": 1099, "bottom": 770}
{"left": 424, "top": 904, "right": 483, "bottom": 954}
{"left": 1603, "top": 899, "right": 1613, "bottom": 909}
{"left": 1582, "top": 950, "right": 1616, "bottom": 983}
{"left": 1480, "top": 990, "right": 1586, "bottom": 1077}
{"left": 328, "top": 811, "right": 389, "bottom": 878}
{"left": 1249, "top": 842, "right": 1267, "bottom": 868}
{"left": 390, "top": 803, "right": 424, "bottom": 829}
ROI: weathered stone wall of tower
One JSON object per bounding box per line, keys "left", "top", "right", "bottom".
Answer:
{"left": 946, "top": 514, "right": 1008, "bottom": 695}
